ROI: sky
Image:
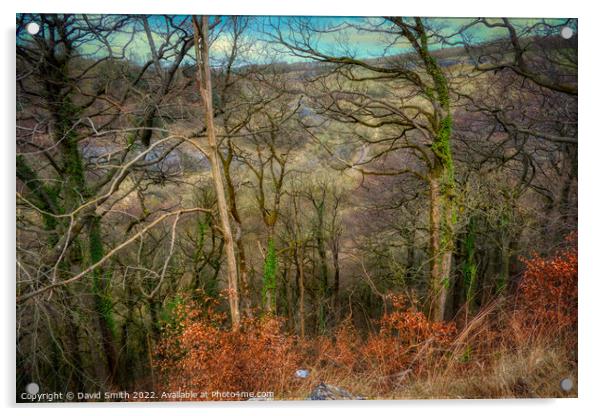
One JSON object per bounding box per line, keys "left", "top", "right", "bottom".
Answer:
{"left": 16, "top": 15, "right": 577, "bottom": 65}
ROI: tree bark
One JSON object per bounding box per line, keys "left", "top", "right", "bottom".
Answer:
{"left": 222, "top": 144, "right": 251, "bottom": 315}
{"left": 298, "top": 245, "right": 306, "bottom": 340}
{"left": 429, "top": 175, "right": 450, "bottom": 321}
{"left": 193, "top": 15, "right": 240, "bottom": 330}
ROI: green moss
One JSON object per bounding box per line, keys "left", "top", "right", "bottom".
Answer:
{"left": 433, "top": 114, "right": 457, "bottom": 255}
{"left": 426, "top": 57, "right": 450, "bottom": 108}
{"left": 159, "top": 294, "right": 185, "bottom": 329}
{"left": 89, "top": 216, "right": 115, "bottom": 335}
{"left": 463, "top": 217, "right": 478, "bottom": 312}
{"left": 442, "top": 277, "right": 451, "bottom": 289}
{"left": 89, "top": 217, "right": 104, "bottom": 263}
{"left": 459, "top": 344, "right": 473, "bottom": 363}
{"left": 55, "top": 96, "right": 88, "bottom": 202}
{"left": 16, "top": 155, "right": 61, "bottom": 238}
{"left": 262, "top": 238, "right": 277, "bottom": 311}
{"left": 425, "top": 46, "right": 454, "bottom": 197}
{"left": 433, "top": 115, "right": 454, "bottom": 179}
{"left": 426, "top": 53, "right": 458, "bottom": 304}
{"left": 197, "top": 218, "right": 207, "bottom": 247}
{"left": 63, "top": 141, "right": 86, "bottom": 194}
{"left": 495, "top": 277, "right": 507, "bottom": 294}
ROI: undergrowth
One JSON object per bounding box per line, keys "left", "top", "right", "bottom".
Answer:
{"left": 155, "top": 234, "right": 577, "bottom": 400}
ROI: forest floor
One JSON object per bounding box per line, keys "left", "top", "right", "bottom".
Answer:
{"left": 289, "top": 337, "right": 577, "bottom": 399}
{"left": 155, "top": 239, "right": 577, "bottom": 401}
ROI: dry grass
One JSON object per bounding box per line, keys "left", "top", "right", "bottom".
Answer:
{"left": 391, "top": 338, "right": 577, "bottom": 399}
{"left": 283, "top": 308, "right": 577, "bottom": 400}
{"left": 155, "top": 301, "right": 577, "bottom": 400}
{"left": 155, "top": 239, "right": 577, "bottom": 400}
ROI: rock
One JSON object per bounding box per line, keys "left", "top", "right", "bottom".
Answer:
{"left": 295, "top": 369, "right": 310, "bottom": 379}
{"left": 308, "top": 382, "right": 365, "bottom": 400}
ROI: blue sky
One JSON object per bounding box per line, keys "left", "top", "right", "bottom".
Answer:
{"left": 17, "top": 15, "right": 576, "bottom": 64}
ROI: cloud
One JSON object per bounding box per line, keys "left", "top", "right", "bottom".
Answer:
{"left": 62, "top": 15, "right": 577, "bottom": 64}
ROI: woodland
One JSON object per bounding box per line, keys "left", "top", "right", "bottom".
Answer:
{"left": 16, "top": 14, "right": 577, "bottom": 400}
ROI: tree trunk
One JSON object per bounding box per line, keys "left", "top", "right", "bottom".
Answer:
{"left": 412, "top": 18, "right": 457, "bottom": 321}
{"left": 60, "top": 289, "right": 86, "bottom": 393}
{"left": 315, "top": 204, "right": 329, "bottom": 295}
{"left": 222, "top": 144, "right": 251, "bottom": 315}
{"left": 193, "top": 15, "right": 240, "bottom": 330}
{"left": 235, "top": 234, "right": 251, "bottom": 314}
{"left": 298, "top": 245, "right": 306, "bottom": 340}
{"left": 263, "top": 230, "right": 278, "bottom": 314}
{"left": 463, "top": 216, "right": 478, "bottom": 314}
{"left": 331, "top": 236, "right": 341, "bottom": 322}
{"left": 314, "top": 202, "right": 329, "bottom": 331}
{"left": 429, "top": 168, "right": 456, "bottom": 321}
{"left": 554, "top": 144, "right": 578, "bottom": 240}
{"left": 88, "top": 216, "right": 119, "bottom": 387}
{"left": 284, "top": 261, "right": 294, "bottom": 331}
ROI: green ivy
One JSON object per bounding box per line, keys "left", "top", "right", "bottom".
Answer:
{"left": 197, "top": 218, "right": 207, "bottom": 247}
{"left": 16, "top": 155, "right": 60, "bottom": 238}
{"left": 262, "top": 238, "right": 277, "bottom": 311}
{"left": 159, "top": 294, "right": 185, "bottom": 330}
{"left": 89, "top": 216, "right": 115, "bottom": 335}
{"left": 433, "top": 115, "right": 455, "bottom": 184}
{"left": 463, "top": 217, "right": 478, "bottom": 312}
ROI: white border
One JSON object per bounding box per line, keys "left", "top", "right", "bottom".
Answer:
{"left": 2, "top": 1, "right": 600, "bottom": 416}
{"left": 9, "top": 0, "right": 581, "bottom": 18}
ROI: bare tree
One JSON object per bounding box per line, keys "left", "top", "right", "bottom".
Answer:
{"left": 270, "top": 17, "right": 459, "bottom": 320}
{"left": 192, "top": 15, "right": 241, "bottom": 330}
